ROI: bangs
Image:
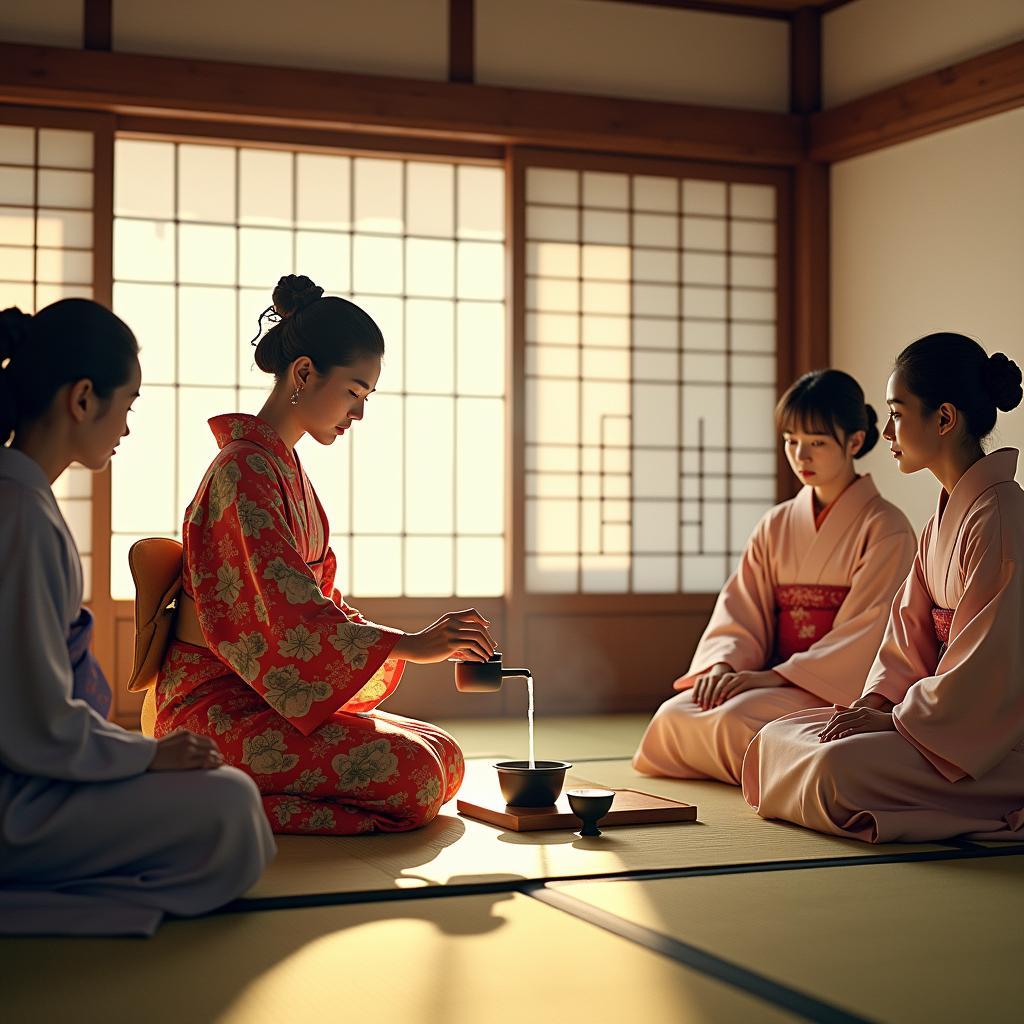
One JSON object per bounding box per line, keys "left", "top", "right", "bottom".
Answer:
{"left": 775, "top": 389, "right": 841, "bottom": 442}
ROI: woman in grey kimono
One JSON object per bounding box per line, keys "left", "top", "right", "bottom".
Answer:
{"left": 0, "top": 299, "right": 275, "bottom": 936}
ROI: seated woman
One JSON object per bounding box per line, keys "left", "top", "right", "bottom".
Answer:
{"left": 634, "top": 369, "right": 916, "bottom": 783}
{"left": 743, "top": 334, "right": 1024, "bottom": 843}
{"left": 0, "top": 300, "right": 273, "bottom": 936}
{"left": 155, "top": 276, "right": 495, "bottom": 836}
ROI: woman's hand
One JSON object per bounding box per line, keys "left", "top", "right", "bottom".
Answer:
{"left": 817, "top": 691, "right": 895, "bottom": 740}
{"left": 695, "top": 668, "right": 786, "bottom": 710}
{"left": 393, "top": 609, "right": 496, "bottom": 664}
{"left": 680, "top": 662, "right": 732, "bottom": 700}
{"left": 148, "top": 730, "right": 224, "bottom": 771}
{"left": 818, "top": 706, "right": 897, "bottom": 743}
{"left": 849, "top": 692, "right": 894, "bottom": 712}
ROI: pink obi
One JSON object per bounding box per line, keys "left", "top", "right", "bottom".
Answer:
{"left": 774, "top": 584, "right": 851, "bottom": 661}
{"left": 931, "top": 606, "right": 954, "bottom": 654}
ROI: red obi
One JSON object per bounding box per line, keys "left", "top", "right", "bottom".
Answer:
{"left": 931, "top": 606, "right": 954, "bottom": 653}
{"left": 773, "top": 584, "right": 851, "bottom": 661}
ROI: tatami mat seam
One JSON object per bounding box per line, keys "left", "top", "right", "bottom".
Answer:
{"left": 529, "top": 885, "right": 878, "bottom": 1024}
{"left": 224, "top": 844, "right": 1024, "bottom": 916}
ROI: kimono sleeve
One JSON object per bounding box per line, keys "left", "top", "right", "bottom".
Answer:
{"left": 861, "top": 526, "right": 940, "bottom": 708}
{"left": 0, "top": 490, "right": 156, "bottom": 780}
{"left": 186, "top": 449, "right": 402, "bottom": 736}
{"left": 892, "top": 503, "right": 1024, "bottom": 782}
{"left": 327, "top": 563, "right": 405, "bottom": 714}
{"left": 772, "top": 526, "right": 916, "bottom": 706}
{"left": 676, "top": 512, "right": 776, "bottom": 689}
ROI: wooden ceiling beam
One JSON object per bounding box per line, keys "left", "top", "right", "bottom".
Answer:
{"left": 579, "top": 0, "right": 856, "bottom": 19}
{"left": 810, "top": 39, "right": 1024, "bottom": 162}
{"left": 0, "top": 42, "right": 803, "bottom": 165}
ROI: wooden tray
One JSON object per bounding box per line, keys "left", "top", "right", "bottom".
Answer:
{"left": 457, "top": 776, "right": 697, "bottom": 832}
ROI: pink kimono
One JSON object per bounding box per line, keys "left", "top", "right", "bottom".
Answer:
{"left": 634, "top": 476, "right": 916, "bottom": 783}
{"left": 743, "top": 449, "right": 1024, "bottom": 842}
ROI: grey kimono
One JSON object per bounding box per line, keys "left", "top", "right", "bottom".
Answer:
{"left": 0, "top": 448, "right": 275, "bottom": 936}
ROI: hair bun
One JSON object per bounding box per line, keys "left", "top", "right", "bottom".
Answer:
{"left": 856, "top": 402, "right": 880, "bottom": 459}
{"left": 272, "top": 275, "right": 324, "bottom": 319}
{"left": 985, "top": 352, "right": 1023, "bottom": 412}
{"left": 0, "top": 306, "right": 32, "bottom": 365}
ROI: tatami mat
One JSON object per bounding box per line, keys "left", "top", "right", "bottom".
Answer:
{"left": 574, "top": 759, "right": 947, "bottom": 862}
{"left": 434, "top": 713, "right": 650, "bottom": 760}
{"left": 553, "top": 854, "right": 1024, "bottom": 1024}
{"left": 0, "top": 893, "right": 803, "bottom": 1024}
{"left": 245, "top": 757, "right": 944, "bottom": 902}
{"left": 245, "top": 759, "right": 705, "bottom": 900}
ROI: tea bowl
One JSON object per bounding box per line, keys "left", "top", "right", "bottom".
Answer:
{"left": 494, "top": 760, "right": 573, "bottom": 807}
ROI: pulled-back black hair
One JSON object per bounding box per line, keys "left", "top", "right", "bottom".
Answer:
{"left": 893, "top": 333, "right": 1022, "bottom": 445}
{"left": 0, "top": 299, "right": 139, "bottom": 444}
{"left": 252, "top": 275, "right": 385, "bottom": 379}
{"left": 775, "top": 368, "right": 879, "bottom": 460}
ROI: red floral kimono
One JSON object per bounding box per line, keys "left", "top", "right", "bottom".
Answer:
{"left": 155, "top": 414, "right": 464, "bottom": 835}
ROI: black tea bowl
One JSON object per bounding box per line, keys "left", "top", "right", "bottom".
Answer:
{"left": 494, "top": 760, "right": 573, "bottom": 807}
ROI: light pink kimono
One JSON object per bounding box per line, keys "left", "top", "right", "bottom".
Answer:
{"left": 743, "top": 449, "right": 1024, "bottom": 842}
{"left": 634, "top": 475, "right": 916, "bottom": 783}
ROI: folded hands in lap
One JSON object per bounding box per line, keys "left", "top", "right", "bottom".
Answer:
{"left": 680, "top": 663, "right": 787, "bottom": 710}
{"left": 818, "top": 692, "right": 896, "bottom": 742}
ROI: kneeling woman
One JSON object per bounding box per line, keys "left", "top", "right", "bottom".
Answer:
{"left": 634, "top": 370, "right": 916, "bottom": 783}
{"left": 0, "top": 301, "right": 273, "bottom": 936}
{"left": 155, "top": 276, "right": 495, "bottom": 835}
{"left": 743, "top": 334, "right": 1024, "bottom": 842}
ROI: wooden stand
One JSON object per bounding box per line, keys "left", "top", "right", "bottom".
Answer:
{"left": 457, "top": 773, "right": 697, "bottom": 832}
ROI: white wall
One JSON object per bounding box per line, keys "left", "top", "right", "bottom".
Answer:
{"left": 1, "top": 0, "right": 790, "bottom": 115}
{"left": 0, "top": 0, "right": 82, "bottom": 47}
{"left": 831, "top": 106, "right": 1024, "bottom": 530}
{"left": 824, "top": 0, "right": 1024, "bottom": 107}
{"left": 476, "top": 0, "right": 789, "bottom": 111}
{"left": 112, "top": 0, "right": 449, "bottom": 79}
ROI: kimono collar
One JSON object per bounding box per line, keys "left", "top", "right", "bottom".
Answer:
{"left": 0, "top": 446, "right": 56, "bottom": 499}
{"left": 797, "top": 473, "right": 879, "bottom": 535}
{"left": 209, "top": 414, "right": 295, "bottom": 466}
{"left": 935, "top": 448, "right": 1019, "bottom": 535}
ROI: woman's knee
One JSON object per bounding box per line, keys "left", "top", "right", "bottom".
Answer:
{"left": 193, "top": 768, "right": 273, "bottom": 849}
{"left": 400, "top": 746, "right": 449, "bottom": 828}
{"left": 644, "top": 692, "right": 706, "bottom": 738}
{"left": 406, "top": 722, "right": 465, "bottom": 801}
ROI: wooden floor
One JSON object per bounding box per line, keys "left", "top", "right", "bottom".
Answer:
{"left": 4, "top": 715, "right": 1021, "bottom": 1024}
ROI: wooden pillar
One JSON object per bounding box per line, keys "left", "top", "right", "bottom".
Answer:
{"left": 790, "top": 8, "right": 830, "bottom": 380}
{"left": 90, "top": 115, "right": 119, "bottom": 709}
{"left": 83, "top": 0, "right": 112, "bottom": 51}
{"left": 449, "top": 0, "right": 475, "bottom": 84}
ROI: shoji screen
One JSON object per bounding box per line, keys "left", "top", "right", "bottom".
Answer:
{"left": 522, "top": 159, "right": 781, "bottom": 595}
{"left": 111, "top": 139, "right": 506, "bottom": 600}
{"left": 0, "top": 122, "right": 97, "bottom": 597}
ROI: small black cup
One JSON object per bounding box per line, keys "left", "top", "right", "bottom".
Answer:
{"left": 566, "top": 788, "right": 615, "bottom": 837}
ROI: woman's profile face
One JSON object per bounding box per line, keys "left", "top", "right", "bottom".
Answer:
{"left": 299, "top": 353, "right": 382, "bottom": 447}
{"left": 77, "top": 356, "right": 141, "bottom": 471}
{"left": 882, "top": 369, "right": 941, "bottom": 476}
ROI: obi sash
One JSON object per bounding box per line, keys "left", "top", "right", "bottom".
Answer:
{"left": 773, "top": 584, "right": 850, "bottom": 662}
{"left": 68, "top": 607, "right": 112, "bottom": 717}
{"left": 931, "top": 606, "right": 954, "bottom": 657}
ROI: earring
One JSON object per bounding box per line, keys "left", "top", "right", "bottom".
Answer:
{"left": 290, "top": 387, "right": 301, "bottom": 406}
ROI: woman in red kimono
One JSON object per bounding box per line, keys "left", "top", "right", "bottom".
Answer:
{"left": 155, "top": 275, "right": 496, "bottom": 835}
